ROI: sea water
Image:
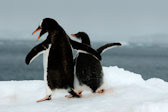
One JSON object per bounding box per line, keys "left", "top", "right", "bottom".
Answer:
{"left": 0, "top": 40, "right": 167, "bottom": 81}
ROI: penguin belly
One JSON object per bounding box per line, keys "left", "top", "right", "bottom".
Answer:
{"left": 75, "top": 53, "right": 104, "bottom": 92}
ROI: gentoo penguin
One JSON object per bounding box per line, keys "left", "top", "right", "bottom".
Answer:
{"left": 71, "top": 32, "right": 121, "bottom": 94}
{"left": 25, "top": 18, "right": 101, "bottom": 102}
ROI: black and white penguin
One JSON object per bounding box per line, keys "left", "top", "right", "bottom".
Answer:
{"left": 71, "top": 32, "right": 121, "bottom": 94}
{"left": 25, "top": 18, "right": 101, "bottom": 102}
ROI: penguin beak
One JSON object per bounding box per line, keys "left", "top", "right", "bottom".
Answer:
{"left": 32, "top": 26, "right": 46, "bottom": 40}
{"left": 71, "top": 34, "right": 76, "bottom": 37}
{"left": 71, "top": 34, "right": 80, "bottom": 39}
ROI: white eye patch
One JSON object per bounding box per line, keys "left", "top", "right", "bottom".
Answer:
{"left": 40, "top": 19, "right": 43, "bottom": 27}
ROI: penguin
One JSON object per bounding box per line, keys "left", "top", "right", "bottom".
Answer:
{"left": 71, "top": 32, "right": 121, "bottom": 95}
{"left": 25, "top": 18, "right": 101, "bottom": 102}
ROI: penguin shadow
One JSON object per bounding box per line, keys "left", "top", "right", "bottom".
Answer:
{"left": 74, "top": 88, "right": 116, "bottom": 100}
{"left": 45, "top": 89, "right": 106, "bottom": 101}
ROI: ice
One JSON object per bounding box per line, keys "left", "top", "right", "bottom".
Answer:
{"left": 1, "top": 66, "right": 168, "bottom": 112}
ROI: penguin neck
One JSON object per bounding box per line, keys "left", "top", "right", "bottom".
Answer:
{"left": 48, "top": 29, "right": 67, "bottom": 44}
{"left": 81, "top": 36, "right": 91, "bottom": 47}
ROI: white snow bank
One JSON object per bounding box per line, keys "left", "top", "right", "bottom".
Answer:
{"left": 1, "top": 66, "right": 168, "bottom": 112}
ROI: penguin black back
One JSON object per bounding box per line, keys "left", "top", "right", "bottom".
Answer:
{"left": 36, "top": 18, "right": 75, "bottom": 89}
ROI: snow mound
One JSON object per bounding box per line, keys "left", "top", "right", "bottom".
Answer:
{"left": 1, "top": 66, "right": 168, "bottom": 112}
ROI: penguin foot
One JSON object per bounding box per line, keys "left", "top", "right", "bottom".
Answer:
{"left": 37, "top": 95, "right": 51, "bottom": 102}
{"left": 66, "top": 89, "right": 82, "bottom": 98}
{"left": 65, "top": 94, "right": 73, "bottom": 98}
{"left": 97, "top": 89, "right": 104, "bottom": 94}
{"left": 77, "top": 90, "right": 83, "bottom": 96}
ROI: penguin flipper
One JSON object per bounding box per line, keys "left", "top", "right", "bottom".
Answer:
{"left": 97, "top": 42, "right": 122, "bottom": 54}
{"left": 25, "top": 39, "right": 50, "bottom": 65}
{"left": 69, "top": 39, "right": 102, "bottom": 60}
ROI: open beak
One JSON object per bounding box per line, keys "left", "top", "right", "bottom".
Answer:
{"left": 71, "top": 34, "right": 76, "bottom": 37}
{"left": 32, "top": 26, "right": 41, "bottom": 40}
{"left": 32, "top": 26, "right": 46, "bottom": 40}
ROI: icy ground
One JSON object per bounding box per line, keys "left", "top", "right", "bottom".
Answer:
{"left": 1, "top": 66, "right": 168, "bottom": 112}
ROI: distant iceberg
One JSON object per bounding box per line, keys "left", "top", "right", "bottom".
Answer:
{"left": 1, "top": 66, "right": 168, "bottom": 112}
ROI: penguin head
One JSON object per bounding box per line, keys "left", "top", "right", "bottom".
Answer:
{"left": 71, "top": 32, "right": 88, "bottom": 39}
{"left": 71, "top": 32, "right": 91, "bottom": 46}
{"left": 32, "top": 18, "right": 59, "bottom": 40}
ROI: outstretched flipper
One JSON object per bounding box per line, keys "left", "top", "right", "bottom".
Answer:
{"left": 69, "top": 39, "right": 102, "bottom": 60}
{"left": 25, "top": 39, "right": 50, "bottom": 64}
{"left": 97, "top": 43, "right": 122, "bottom": 54}
{"left": 70, "top": 32, "right": 121, "bottom": 58}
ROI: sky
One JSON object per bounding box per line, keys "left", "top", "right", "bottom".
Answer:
{"left": 0, "top": 0, "right": 168, "bottom": 43}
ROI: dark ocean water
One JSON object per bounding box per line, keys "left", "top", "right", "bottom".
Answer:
{"left": 0, "top": 40, "right": 168, "bottom": 81}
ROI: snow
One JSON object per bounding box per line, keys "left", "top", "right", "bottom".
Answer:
{"left": 1, "top": 66, "right": 168, "bottom": 112}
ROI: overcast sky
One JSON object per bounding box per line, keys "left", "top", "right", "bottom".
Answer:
{"left": 0, "top": 0, "right": 168, "bottom": 43}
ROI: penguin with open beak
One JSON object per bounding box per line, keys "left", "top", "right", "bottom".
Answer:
{"left": 25, "top": 18, "right": 101, "bottom": 102}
